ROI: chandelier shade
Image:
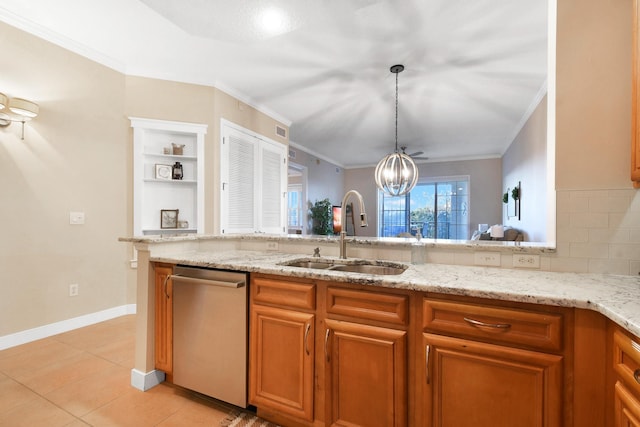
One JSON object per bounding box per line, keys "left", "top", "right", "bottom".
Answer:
{"left": 374, "top": 64, "right": 419, "bottom": 197}
{"left": 374, "top": 151, "right": 419, "bottom": 196}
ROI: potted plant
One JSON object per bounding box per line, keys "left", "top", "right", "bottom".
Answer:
{"left": 511, "top": 186, "right": 520, "bottom": 201}
{"left": 309, "top": 198, "right": 333, "bottom": 235}
{"left": 502, "top": 192, "right": 509, "bottom": 204}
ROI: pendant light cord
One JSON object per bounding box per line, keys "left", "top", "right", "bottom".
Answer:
{"left": 395, "top": 69, "right": 399, "bottom": 153}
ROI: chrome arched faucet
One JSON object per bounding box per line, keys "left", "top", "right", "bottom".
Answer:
{"left": 340, "top": 190, "right": 368, "bottom": 259}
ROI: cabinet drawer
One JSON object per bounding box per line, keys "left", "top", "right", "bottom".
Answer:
{"left": 614, "top": 329, "right": 640, "bottom": 395}
{"left": 326, "top": 286, "right": 409, "bottom": 326}
{"left": 251, "top": 275, "right": 315, "bottom": 310}
{"left": 423, "top": 298, "right": 563, "bottom": 351}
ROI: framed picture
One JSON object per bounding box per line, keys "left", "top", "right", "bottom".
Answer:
{"left": 160, "top": 209, "right": 179, "bottom": 229}
{"left": 155, "top": 164, "right": 172, "bottom": 180}
{"left": 506, "top": 182, "right": 521, "bottom": 220}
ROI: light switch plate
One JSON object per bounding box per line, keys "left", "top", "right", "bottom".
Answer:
{"left": 69, "top": 211, "right": 85, "bottom": 225}
{"left": 474, "top": 252, "right": 501, "bottom": 267}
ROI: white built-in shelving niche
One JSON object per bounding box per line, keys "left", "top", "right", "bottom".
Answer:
{"left": 130, "top": 117, "right": 207, "bottom": 237}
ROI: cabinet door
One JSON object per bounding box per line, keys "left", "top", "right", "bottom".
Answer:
{"left": 325, "top": 319, "right": 407, "bottom": 427}
{"left": 616, "top": 382, "right": 640, "bottom": 427}
{"left": 249, "top": 305, "right": 315, "bottom": 421}
{"left": 222, "top": 131, "right": 256, "bottom": 233}
{"left": 154, "top": 265, "right": 173, "bottom": 374}
{"left": 422, "top": 333, "right": 563, "bottom": 427}
{"left": 259, "top": 139, "right": 287, "bottom": 234}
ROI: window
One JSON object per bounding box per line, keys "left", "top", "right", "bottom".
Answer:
{"left": 287, "top": 185, "right": 302, "bottom": 229}
{"left": 379, "top": 177, "right": 469, "bottom": 239}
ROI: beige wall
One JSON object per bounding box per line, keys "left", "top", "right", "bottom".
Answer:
{"left": 556, "top": 0, "right": 632, "bottom": 189}
{"left": 0, "top": 22, "right": 128, "bottom": 335}
{"left": 503, "top": 96, "right": 547, "bottom": 241}
{"left": 0, "top": 21, "right": 288, "bottom": 336}
{"left": 549, "top": 0, "right": 640, "bottom": 275}
{"left": 287, "top": 145, "right": 345, "bottom": 215}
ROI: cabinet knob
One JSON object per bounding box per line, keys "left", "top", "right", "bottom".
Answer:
{"left": 634, "top": 369, "right": 640, "bottom": 384}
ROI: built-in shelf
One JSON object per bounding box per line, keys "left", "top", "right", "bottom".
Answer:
{"left": 143, "top": 179, "right": 197, "bottom": 184}
{"left": 130, "top": 117, "right": 207, "bottom": 240}
{"left": 143, "top": 153, "right": 198, "bottom": 161}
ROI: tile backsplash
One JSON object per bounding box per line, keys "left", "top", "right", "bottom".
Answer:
{"left": 554, "top": 188, "right": 640, "bottom": 275}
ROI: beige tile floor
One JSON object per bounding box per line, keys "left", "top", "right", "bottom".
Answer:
{"left": 0, "top": 315, "right": 234, "bottom": 426}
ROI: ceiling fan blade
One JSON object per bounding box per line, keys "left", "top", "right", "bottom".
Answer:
{"left": 400, "top": 146, "right": 428, "bottom": 160}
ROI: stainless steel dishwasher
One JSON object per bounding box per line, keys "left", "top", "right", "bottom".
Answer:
{"left": 171, "top": 265, "right": 248, "bottom": 408}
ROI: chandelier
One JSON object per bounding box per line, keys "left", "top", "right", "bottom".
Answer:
{"left": 374, "top": 64, "right": 419, "bottom": 197}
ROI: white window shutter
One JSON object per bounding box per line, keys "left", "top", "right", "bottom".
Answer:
{"left": 260, "top": 143, "right": 286, "bottom": 233}
{"left": 227, "top": 134, "right": 255, "bottom": 231}
{"left": 220, "top": 120, "right": 287, "bottom": 234}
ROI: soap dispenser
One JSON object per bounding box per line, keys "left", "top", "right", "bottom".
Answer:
{"left": 411, "top": 231, "right": 426, "bottom": 264}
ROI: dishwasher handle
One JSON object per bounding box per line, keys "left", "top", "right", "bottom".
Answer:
{"left": 170, "top": 274, "right": 245, "bottom": 289}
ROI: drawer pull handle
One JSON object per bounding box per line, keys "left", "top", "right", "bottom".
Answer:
{"left": 325, "top": 329, "right": 331, "bottom": 362}
{"left": 426, "top": 344, "right": 431, "bottom": 385}
{"left": 163, "top": 275, "right": 171, "bottom": 299}
{"left": 463, "top": 317, "right": 512, "bottom": 330}
{"left": 304, "top": 323, "right": 311, "bottom": 356}
{"left": 635, "top": 369, "right": 640, "bottom": 384}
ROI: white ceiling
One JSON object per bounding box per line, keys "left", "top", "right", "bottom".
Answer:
{"left": 0, "top": 0, "right": 548, "bottom": 168}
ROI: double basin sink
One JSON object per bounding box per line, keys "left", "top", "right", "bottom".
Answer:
{"left": 280, "top": 258, "right": 408, "bottom": 276}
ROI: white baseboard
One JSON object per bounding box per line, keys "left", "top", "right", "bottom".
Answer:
{"left": 0, "top": 304, "right": 137, "bottom": 351}
{"left": 130, "top": 368, "right": 165, "bottom": 391}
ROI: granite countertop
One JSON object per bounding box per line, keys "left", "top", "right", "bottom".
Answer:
{"left": 122, "top": 232, "right": 557, "bottom": 253}
{"left": 150, "top": 249, "right": 640, "bottom": 337}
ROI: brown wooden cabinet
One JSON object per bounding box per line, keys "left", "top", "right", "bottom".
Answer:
{"left": 420, "top": 297, "right": 566, "bottom": 427}
{"left": 324, "top": 319, "right": 407, "bottom": 427}
{"left": 612, "top": 329, "right": 640, "bottom": 426}
{"left": 154, "top": 264, "right": 173, "bottom": 375}
{"left": 615, "top": 382, "right": 640, "bottom": 426}
{"left": 422, "top": 333, "right": 563, "bottom": 427}
{"left": 248, "top": 275, "right": 576, "bottom": 427}
{"left": 249, "top": 275, "right": 316, "bottom": 422}
{"left": 632, "top": 0, "right": 640, "bottom": 187}
{"left": 324, "top": 285, "right": 410, "bottom": 427}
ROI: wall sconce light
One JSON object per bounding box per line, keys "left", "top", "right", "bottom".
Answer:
{"left": 0, "top": 93, "right": 39, "bottom": 140}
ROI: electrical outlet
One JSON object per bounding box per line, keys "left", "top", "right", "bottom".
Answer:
{"left": 513, "top": 254, "right": 540, "bottom": 269}
{"left": 69, "top": 284, "right": 79, "bottom": 296}
{"left": 266, "top": 241, "right": 279, "bottom": 251}
{"left": 474, "top": 252, "right": 501, "bottom": 267}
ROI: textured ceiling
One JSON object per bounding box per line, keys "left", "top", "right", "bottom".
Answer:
{"left": 0, "top": 0, "right": 548, "bottom": 168}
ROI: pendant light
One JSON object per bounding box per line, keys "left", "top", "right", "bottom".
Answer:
{"left": 374, "top": 64, "right": 419, "bottom": 197}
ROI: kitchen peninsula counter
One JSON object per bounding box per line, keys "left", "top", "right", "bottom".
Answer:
{"left": 122, "top": 234, "right": 640, "bottom": 426}
{"left": 146, "top": 248, "right": 640, "bottom": 337}
{"left": 122, "top": 233, "right": 640, "bottom": 396}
